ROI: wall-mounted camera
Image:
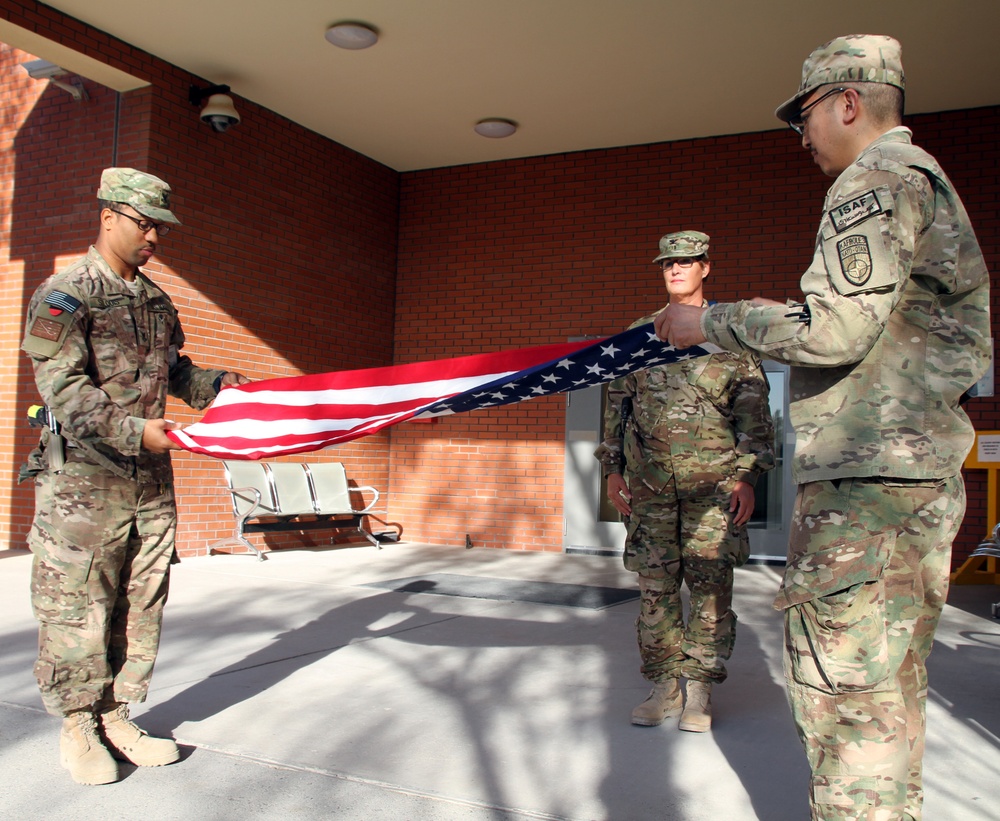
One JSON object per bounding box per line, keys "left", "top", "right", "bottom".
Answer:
{"left": 189, "top": 84, "right": 241, "bottom": 133}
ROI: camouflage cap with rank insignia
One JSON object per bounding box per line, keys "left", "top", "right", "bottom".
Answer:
{"left": 96, "top": 167, "right": 181, "bottom": 225}
{"left": 775, "top": 34, "right": 905, "bottom": 123}
{"left": 652, "top": 230, "right": 710, "bottom": 263}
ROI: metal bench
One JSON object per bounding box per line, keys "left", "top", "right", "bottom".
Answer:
{"left": 209, "top": 460, "right": 381, "bottom": 560}
{"left": 971, "top": 522, "right": 1000, "bottom": 618}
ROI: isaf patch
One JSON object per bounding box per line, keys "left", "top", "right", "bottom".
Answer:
{"left": 828, "top": 190, "right": 883, "bottom": 233}
{"left": 837, "top": 235, "right": 873, "bottom": 286}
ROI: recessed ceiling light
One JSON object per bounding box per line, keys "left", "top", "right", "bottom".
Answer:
{"left": 325, "top": 22, "right": 379, "bottom": 50}
{"left": 474, "top": 119, "right": 517, "bottom": 138}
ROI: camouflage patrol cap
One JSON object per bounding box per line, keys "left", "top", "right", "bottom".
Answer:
{"left": 652, "top": 230, "right": 710, "bottom": 263}
{"left": 775, "top": 34, "right": 905, "bottom": 123}
{"left": 96, "top": 167, "right": 181, "bottom": 225}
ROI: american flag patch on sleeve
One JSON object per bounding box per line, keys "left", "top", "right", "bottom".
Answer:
{"left": 44, "top": 291, "right": 83, "bottom": 314}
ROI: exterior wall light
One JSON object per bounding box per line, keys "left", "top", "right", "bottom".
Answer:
{"left": 21, "top": 58, "right": 88, "bottom": 101}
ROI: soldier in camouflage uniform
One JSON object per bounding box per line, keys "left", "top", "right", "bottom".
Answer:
{"left": 595, "top": 230, "right": 774, "bottom": 732}
{"left": 20, "top": 168, "right": 250, "bottom": 786}
{"left": 654, "top": 36, "right": 991, "bottom": 821}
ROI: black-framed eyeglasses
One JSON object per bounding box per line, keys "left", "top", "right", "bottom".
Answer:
{"left": 113, "top": 209, "right": 172, "bottom": 236}
{"left": 787, "top": 87, "right": 847, "bottom": 135}
{"left": 658, "top": 257, "right": 700, "bottom": 269}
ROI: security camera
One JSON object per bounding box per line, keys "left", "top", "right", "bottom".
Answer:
{"left": 190, "top": 85, "right": 241, "bottom": 133}
{"left": 200, "top": 94, "right": 241, "bottom": 132}
{"left": 204, "top": 114, "right": 238, "bottom": 133}
{"left": 201, "top": 104, "right": 240, "bottom": 133}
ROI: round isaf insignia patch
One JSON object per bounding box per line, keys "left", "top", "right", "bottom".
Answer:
{"left": 837, "top": 234, "right": 873, "bottom": 286}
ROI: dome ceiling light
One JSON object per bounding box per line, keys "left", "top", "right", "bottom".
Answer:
{"left": 474, "top": 119, "right": 517, "bottom": 138}
{"left": 325, "top": 22, "right": 379, "bottom": 50}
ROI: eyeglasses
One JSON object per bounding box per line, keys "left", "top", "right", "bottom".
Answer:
{"left": 787, "top": 87, "right": 847, "bottom": 135}
{"left": 113, "top": 209, "right": 172, "bottom": 236}
{"left": 659, "top": 257, "right": 700, "bottom": 269}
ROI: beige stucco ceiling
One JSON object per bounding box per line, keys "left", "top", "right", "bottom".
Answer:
{"left": 9, "top": 1, "right": 1000, "bottom": 171}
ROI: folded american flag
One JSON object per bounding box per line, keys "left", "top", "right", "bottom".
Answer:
{"left": 167, "top": 322, "right": 712, "bottom": 460}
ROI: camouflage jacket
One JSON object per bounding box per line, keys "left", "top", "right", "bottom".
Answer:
{"left": 595, "top": 309, "right": 775, "bottom": 498}
{"left": 21, "top": 246, "right": 225, "bottom": 484}
{"left": 701, "top": 128, "right": 992, "bottom": 483}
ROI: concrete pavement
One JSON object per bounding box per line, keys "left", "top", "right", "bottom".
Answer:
{"left": 1, "top": 542, "right": 997, "bottom": 820}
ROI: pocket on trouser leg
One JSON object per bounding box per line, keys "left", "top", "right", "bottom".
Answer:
{"left": 775, "top": 533, "right": 894, "bottom": 694}
{"left": 623, "top": 514, "right": 647, "bottom": 575}
{"left": 731, "top": 523, "right": 750, "bottom": 568}
{"left": 622, "top": 478, "right": 671, "bottom": 575}
{"left": 30, "top": 532, "right": 95, "bottom": 626}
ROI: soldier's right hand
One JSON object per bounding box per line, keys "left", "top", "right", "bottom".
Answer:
{"left": 142, "top": 418, "right": 181, "bottom": 453}
{"left": 607, "top": 472, "right": 632, "bottom": 517}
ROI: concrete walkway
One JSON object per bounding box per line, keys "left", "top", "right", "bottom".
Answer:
{"left": 1, "top": 542, "right": 997, "bottom": 820}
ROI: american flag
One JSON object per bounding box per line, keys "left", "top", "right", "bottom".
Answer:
{"left": 167, "top": 322, "right": 713, "bottom": 460}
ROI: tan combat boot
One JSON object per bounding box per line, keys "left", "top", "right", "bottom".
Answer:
{"left": 60, "top": 710, "right": 119, "bottom": 785}
{"left": 98, "top": 703, "right": 180, "bottom": 767}
{"left": 679, "top": 680, "right": 712, "bottom": 732}
{"left": 631, "top": 679, "right": 683, "bottom": 726}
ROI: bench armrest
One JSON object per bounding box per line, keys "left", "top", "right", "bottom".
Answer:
{"left": 230, "top": 485, "right": 265, "bottom": 522}
{"left": 353, "top": 485, "right": 380, "bottom": 515}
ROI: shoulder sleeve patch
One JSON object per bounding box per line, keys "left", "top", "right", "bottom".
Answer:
{"left": 23, "top": 285, "right": 83, "bottom": 358}
{"left": 836, "top": 235, "right": 874, "bottom": 287}
{"left": 822, "top": 218, "right": 896, "bottom": 296}
{"left": 22, "top": 310, "right": 74, "bottom": 358}
{"left": 828, "top": 189, "right": 883, "bottom": 234}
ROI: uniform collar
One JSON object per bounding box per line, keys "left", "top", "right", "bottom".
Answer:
{"left": 86, "top": 246, "right": 161, "bottom": 299}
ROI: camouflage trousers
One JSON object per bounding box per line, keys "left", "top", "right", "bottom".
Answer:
{"left": 28, "top": 455, "right": 177, "bottom": 717}
{"left": 625, "top": 479, "right": 748, "bottom": 683}
{"left": 774, "top": 476, "right": 965, "bottom": 821}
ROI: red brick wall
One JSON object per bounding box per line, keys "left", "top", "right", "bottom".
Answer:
{"left": 396, "top": 118, "right": 1000, "bottom": 563}
{"left": 0, "top": 0, "right": 398, "bottom": 557}
{"left": 2, "top": 0, "right": 997, "bottom": 568}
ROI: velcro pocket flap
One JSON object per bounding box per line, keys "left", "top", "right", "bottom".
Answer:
{"left": 774, "top": 532, "right": 893, "bottom": 611}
